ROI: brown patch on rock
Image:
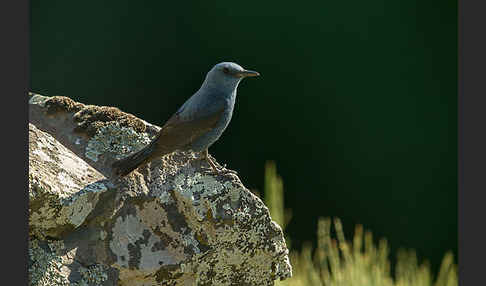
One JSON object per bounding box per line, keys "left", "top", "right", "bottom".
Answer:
{"left": 73, "top": 105, "right": 146, "bottom": 137}
{"left": 155, "top": 265, "right": 183, "bottom": 283}
{"left": 195, "top": 231, "right": 209, "bottom": 246}
{"left": 45, "top": 96, "right": 84, "bottom": 115}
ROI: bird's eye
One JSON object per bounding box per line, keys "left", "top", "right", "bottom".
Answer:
{"left": 223, "top": 67, "right": 230, "bottom": 74}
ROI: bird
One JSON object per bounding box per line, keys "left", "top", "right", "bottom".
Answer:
{"left": 112, "top": 62, "right": 260, "bottom": 177}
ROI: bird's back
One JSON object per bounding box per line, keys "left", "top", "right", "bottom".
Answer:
{"left": 183, "top": 89, "right": 236, "bottom": 152}
{"left": 148, "top": 88, "right": 231, "bottom": 155}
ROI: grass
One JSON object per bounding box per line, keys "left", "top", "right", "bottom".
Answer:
{"left": 263, "top": 161, "right": 457, "bottom": 286}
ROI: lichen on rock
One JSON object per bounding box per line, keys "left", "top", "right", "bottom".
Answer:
{"left": 73, "top": 104, "right": 147, "bottom": 137}
{"left": 28, "top": 92, "right": 292, "bottom": 285}
{"left": 29, "top": 239, "right": 112, "bottom": 286}
{"left": 29, "top": 123, "right": 108, "bottom": 239}
{"left": 85, "top": 122, "right": 153, "bottom": 162}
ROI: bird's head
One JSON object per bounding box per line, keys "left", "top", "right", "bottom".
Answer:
{"left": 203, "top": 62, "right": 259, "bottom": 92}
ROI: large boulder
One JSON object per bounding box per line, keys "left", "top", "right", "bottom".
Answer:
{"left": 28, "top": 92, "right": 292, "bottom": 286}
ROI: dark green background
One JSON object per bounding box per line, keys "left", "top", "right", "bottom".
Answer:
{"left": 31, "top": 0, "right": 457, "bottom": 274}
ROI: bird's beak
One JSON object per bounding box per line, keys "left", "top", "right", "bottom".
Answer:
{"left": 238, "top": 70, "right": 260, "bottom": 77}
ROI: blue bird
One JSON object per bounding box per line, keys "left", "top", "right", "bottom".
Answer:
{"left": 112, "top": 62, "right": 260, "bottom": 177}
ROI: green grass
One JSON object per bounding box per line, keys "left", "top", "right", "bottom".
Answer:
{"left": 263, "top": 161, "right": 457, "bottom": 286}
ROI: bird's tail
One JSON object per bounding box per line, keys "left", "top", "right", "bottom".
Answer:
{"left": 112, "top": 141, "right": 157, "bottom": 177}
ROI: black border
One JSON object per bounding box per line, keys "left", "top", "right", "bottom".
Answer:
{"left": 459, "top": 0, "right": 485, "bottom": 285}
{"left": 0, "top": 0, "right": 29, "bottom": 283}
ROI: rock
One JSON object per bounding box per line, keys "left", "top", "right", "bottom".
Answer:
{"left": 28, "top": 92, "right": 292, "bottom": 285}
{"left": 29, "top": 123, "right": 109, "bottom": 239}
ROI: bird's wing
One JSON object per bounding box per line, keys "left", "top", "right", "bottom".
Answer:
{"left": 151, "top": 106, "right": 225, "bottom": 154}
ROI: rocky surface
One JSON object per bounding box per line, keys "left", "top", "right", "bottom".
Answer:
{"left": 28, "top": 92, "right": 292, "bottom": 285}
